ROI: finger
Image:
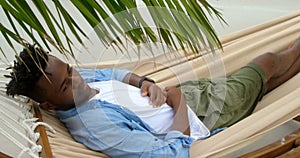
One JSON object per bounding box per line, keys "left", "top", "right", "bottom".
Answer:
{"left": 149, "top": 91, "right": 156, "bottom": 106}
{"left": 140, "top": 85, "right": 149, "bottom": 97}
{"left": 151, "top": 92, "right": 166, "bottom": 108}
{"left": 154, "top": 95, "right": 166, "bottom": 108}
{"left": 149, "top": 88, "right": 159, "bottom": 106}
{"left": 165, "top": 87, "right": 170, "bottom": 91}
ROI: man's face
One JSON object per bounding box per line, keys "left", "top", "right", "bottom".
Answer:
{"left": 36, "top": 55, "right": 93, "bottom": 110}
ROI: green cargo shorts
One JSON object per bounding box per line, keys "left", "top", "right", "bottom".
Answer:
{"left": 177, "top": 63, "right": 267, "bottom": 131}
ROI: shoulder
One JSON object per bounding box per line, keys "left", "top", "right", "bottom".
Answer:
{"left": 76, "top": 68, "right": 130, "bottom": 82}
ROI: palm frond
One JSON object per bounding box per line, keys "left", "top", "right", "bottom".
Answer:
{"left": 0, "top": 0, "right": 225, "bottom": 61}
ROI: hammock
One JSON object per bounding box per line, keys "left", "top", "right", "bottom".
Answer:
{"left": 34, "top": 10, "right": 300, "bottom": 158}
{"left": 0, "top": 66, "right": 56, "bottom": 158}
{"left": 2, "top": 10, "right": 300, "bottom": 158}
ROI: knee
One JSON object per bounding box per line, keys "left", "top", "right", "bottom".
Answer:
{"left": 260, "top": 52, "right": 278, "bottom": 60}
{"left": 252, "top": 52, "right": 279, "bottom": 64}
{"left": 251, "top": 52, "right": 280, "bottom": 79}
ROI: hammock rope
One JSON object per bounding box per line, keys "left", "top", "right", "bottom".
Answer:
{"left": 0, "top": 67, "right": 56, "bottom": 158}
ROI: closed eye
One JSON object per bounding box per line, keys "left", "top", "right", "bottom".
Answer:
{"left": 61, "top": 64, "right": 72, "bottom": 92}
{"left": 63, "top": 86, "right": 67, "bottom": 92}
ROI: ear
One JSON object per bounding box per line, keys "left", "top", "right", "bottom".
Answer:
{"left": 39, "top": 102, "right": 56, "bottom": 110}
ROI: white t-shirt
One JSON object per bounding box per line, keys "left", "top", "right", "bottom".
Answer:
{"left": 88, "top": 80, "right": 210, "bottom": 140}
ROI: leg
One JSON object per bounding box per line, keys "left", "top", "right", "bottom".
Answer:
{"left": 251, "top": 37, "right": 300, "bottom": 91}
{"left": 266, "top": 55, "right": 300, "bottom": 91}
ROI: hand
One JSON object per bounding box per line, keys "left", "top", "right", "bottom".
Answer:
{"left": 140, "top": 81, "right": 166, "bottom": 107}
{"left": 165, "top": 86, "right": 184, "bottom": 108}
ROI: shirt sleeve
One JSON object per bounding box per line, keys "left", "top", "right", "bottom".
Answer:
{"left": 77, "top": 68, "right": 130, "bottom": 83}
{"left": 62, "top": 100, "right": 193, "bottom": 158}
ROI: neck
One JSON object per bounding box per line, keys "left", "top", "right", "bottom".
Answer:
{"left": 78, "top": 88, "right": 99, "bottom": 105}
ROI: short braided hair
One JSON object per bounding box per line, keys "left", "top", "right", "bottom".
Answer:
{"left": 6, "top": 44, "right": 49, "bottom": 100}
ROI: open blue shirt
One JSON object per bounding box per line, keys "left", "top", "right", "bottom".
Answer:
{"left": 56, "top": 68, "right": 193, "bottom": 158}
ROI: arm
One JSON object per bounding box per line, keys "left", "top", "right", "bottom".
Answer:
{"left": 77, "top": 68, "right": 166, "bottom": 107}
{"left": 165, "top": 87, "right": 190, "bottom": 136}
{"left": 65, "top": 100, "right": 193, "bottom": 158}
{"left": 123, "top": 73, "right": 166, "bottom": 107}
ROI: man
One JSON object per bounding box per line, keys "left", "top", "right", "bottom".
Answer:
{"left": 6, "top": 37, "right": 300, "bottom": 157}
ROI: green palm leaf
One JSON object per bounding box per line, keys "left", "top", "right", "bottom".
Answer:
{"left": 0, "top": 0, "right": 225, "bottom": 61}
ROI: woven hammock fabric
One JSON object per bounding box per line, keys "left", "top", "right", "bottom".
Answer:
{"left": 36, "top": 10, "right": 300, "bottom": 158}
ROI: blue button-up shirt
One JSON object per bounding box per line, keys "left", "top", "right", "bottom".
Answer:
{"left": 56, "top": 68, "right": 193, "bottom": 158}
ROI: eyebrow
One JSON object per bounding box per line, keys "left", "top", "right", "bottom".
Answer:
{"left": 59, "top": 64, "right": 69, "bottom": 91}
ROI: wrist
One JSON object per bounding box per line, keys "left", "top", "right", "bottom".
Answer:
{"left": 138, "top": 77, "right": 155, "bottom": 88}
